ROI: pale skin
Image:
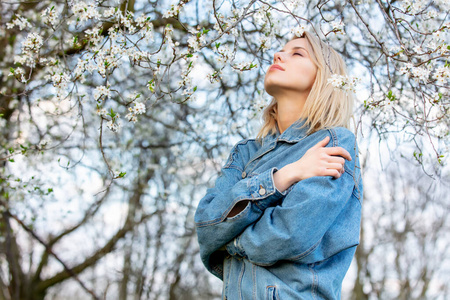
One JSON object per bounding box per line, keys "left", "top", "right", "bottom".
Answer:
{"left": 228, "top": 38, "right": 351, "bottom": 217}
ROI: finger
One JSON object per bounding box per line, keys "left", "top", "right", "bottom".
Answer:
{"left": 323, "top": 168, "right": 341, "bottom": 178}
{"left": 313, "top": 136, "right": 330, "bottom": 149}
{"left": 327, "top": 162, "right": 345, "bottom": 171}
{"left": 324, "top": 147, "right": 352, "bottom": 161}
{"left": 327, "top": 156, "right": 346, "bottom": 165}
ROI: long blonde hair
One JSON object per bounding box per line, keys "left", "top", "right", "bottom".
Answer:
{"left": 257, "top": 31, "right": 354, "bottom": 139}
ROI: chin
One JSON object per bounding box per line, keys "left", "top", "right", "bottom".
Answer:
{"left": 264, "top": 79, "right": 280, "bottom": 96}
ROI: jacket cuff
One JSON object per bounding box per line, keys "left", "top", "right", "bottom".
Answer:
{"left": 226, "top": 234, "right": 246, "bottom": 257}
{"left": 247, "top": 167, "right": 286, "bottom": 211}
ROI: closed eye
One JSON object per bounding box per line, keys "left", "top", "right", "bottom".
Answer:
{"left": 294, "top": 53, "right": 303, "bottom": 57}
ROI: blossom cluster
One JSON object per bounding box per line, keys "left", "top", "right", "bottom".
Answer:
{"left": 400, "top": 0, "right": 427, "bottom": 15}
{"left": 327, "top": 74, "right": 359, "bottom": 92}
{"left": 330, "top": 21, "right": 345, "bottom": 35}
{"left": 6, "top": 15, "right": 32, "bottom": 30}
{"left": 433, "top": 66, "right": 450, "bottom": 84}
{"left": 51, "top": 72, "right": 71, "bottom": 94}
{"left": 177, "top": 54, "right": 197, "bottom": 100}
{"left": 125, "top": 100, "right": 146, "bottom": 123}
{"left": 213, "top": 44, "right": 234, "bottom": 67}
{"left": 233, "top": 62, "right": 258, "bottom": 74}
{"left": 107, "top": 114, "right": 121, "bottom": 132}
{"left": 291, "top": 25, "right": 306, "bottom": 37}
{"left": 8, "top": 67, "right": 26, "bottom": 83}
{"left": 187, "top": 28, "right": 207, "bottom": 52}
{"left": 22, "top": 33, "right": 44, "bottom": 53}
{"left": 212, "top": 11, "right": 239, "bottom": 37}
{"left": 70, "top": 1, "right": 101, "bottom": 24}
{"left": 12, "top": 33, "right": 45, "bottom": 69}
{"left": 42, "top": 6, "right": 59, "bottom": 27}
{"left": 399, "top": 63, "right": 449, "bottom": 84}
{"left": 163, "top": 2, "right": 186, "bottom": 19}
{"left": 94, "top": 85, "right": 112, "bottom": 101}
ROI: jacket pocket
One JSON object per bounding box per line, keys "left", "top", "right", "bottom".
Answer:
{"left": 266, "top": 285, "right": 279, "bottom": 300}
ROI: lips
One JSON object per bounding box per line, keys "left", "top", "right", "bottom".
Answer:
{"left": 269, "top": 64, "right": 285, "bottom": 71}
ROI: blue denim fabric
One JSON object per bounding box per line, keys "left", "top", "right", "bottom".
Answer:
{"left": 195, "top": 120, "right": 363, "bottom": 300}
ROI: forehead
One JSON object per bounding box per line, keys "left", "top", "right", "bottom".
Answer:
{"left": 281, "top": 38, "right": 310, "bottom": 51}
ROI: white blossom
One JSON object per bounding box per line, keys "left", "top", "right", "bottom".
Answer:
{"left": 259, "top": 35, "right": 272, "bottom": 52}
{"left": 107, "top": 117, "right": 122, "bottom": 132}
{"left": 125, "top": 113, "right": 138, "bottom": 123}
{"left": 401, "top": 0, "right": 427, "bottom": 15}
{"left": 94, "top": 85, "right": 111, "bottom": 100}
{"left": 96, "top": 107, "right": 107, "bottom": 117}
{"left": 281, "top": 0, "right": 306, "bottom": 11}
{"left": 132, "top": 102, "right": 145, "bottom": 115}
{"left": 163, "top": 4, "right": 181, "bottom": 18}
{"left": 103, "top": 7, "right": 116, "bottom": 18}
{"left": 427, "top": 10, "right": 438, "bottom": 18}
{"left": 74, "top": 59, "right": 88, "bottom": 77}
{"left": 233, "top": 62, "right": 257, "bottom": 73}
{"left": 71, "top": 1, "right": 101, "bottom": 23}
{"left": 291, "top": 25, "right": 306, "bottom": 37}
{"left": 330, "top": 21, "right": 345, "bottom": 35}
{"left": 22, "top": 33, "right": 43, "bottom": 53}
{"left": 6, "top": 15, "right": 32, "bottom": 30}
{"left": 9, "top": 67, "right": 27, "bottom": 83}
{"left": 188, "top": 35, "right": 201, "bottom": 52}
{"left": 327, "top": 74, "right": 359, "bottom": 92}
{"left": 42, "top": 6, "right": 59, "bottom": 26}
{"left": 51, "top": 72, "right": 71, "bottom": 90}
{"left": 254, "top": 7, "right": 268, "bottom": 26}
{"left": 214, "top": 44, "right": 234, "bottom": 66}
{"left": 413, "top": 45, "right": 422, "bottom": 53}
{"left": 410, "top": 66, "right": 430, "bottom": 82}
{"left": 433, "top": 66, "right": 450, "bottom": 84}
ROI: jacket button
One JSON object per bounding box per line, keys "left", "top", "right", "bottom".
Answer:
{"left": 242, "top": 171, "right": 246, "bottom": 178}
{"left": 259, "top": 187, "right": 266, "bottom": 196}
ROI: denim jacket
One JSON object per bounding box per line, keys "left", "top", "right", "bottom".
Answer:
{"left": 195, "top": 120, "right": 363, "bottom": 300}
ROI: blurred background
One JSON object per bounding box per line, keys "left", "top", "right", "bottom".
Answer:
{"left": 0, "top": 0, "right": 448, "bottom": 299}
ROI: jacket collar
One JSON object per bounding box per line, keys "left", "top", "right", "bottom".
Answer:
{"left": 263, "top": 119, "right": 309, "bottom": 146}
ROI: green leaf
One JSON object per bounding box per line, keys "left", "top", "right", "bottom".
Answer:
{"left": 10, "top": 67, "right": 15, "bottom": 73}
{"left": 108, "top": 108, "right": 116, "bottom": 118}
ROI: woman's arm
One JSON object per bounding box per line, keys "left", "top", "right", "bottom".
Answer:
{"left": 194, "top": 140, "right": 286, "bottom": 277}
{"left": 225, "top": 129, "right": 362, "bottom": 266}
{"left": 274, "top": 135, "right": 350, "bottom": 192}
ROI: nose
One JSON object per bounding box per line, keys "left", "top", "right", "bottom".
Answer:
{"left": 273, "top": 52, "right": 284, "bottom": 63}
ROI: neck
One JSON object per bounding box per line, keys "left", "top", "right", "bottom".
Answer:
{"left": 275, "top": 91, "right": 308, "bottom": 133}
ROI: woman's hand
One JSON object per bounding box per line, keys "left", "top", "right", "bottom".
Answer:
{"left": 273, "top": 136, "right": 351, "bottom": 192}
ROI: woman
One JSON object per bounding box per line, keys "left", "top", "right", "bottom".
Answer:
{"left": 195, "top": 31, "right": 363, "bottom": 299}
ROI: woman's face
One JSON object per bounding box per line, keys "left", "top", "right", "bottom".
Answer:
{"left": 264, "top": 38, "right": 318, "bottom": 97}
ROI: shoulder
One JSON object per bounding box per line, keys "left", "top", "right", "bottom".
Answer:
{"left": 308, "top": 127, "right": 356, "bottom": 148}
{"left": 326, "top": 127, "right": 357, "bottom": 149}
{"left": 224, "top": 139, "right": 260, "bottom": 170}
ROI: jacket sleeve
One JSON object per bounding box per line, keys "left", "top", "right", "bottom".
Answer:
{"left": 194, "top": 139, "right": 286, "bottom": 278}
{"left": 225, "top": 129, "right": 363, "bottom": 266}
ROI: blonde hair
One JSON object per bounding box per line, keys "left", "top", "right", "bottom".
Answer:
{"left": 257, "top": 31, "right": 354, "bottom": 139}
